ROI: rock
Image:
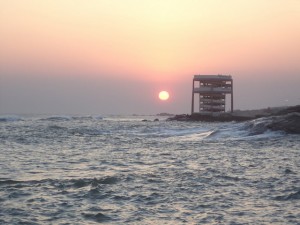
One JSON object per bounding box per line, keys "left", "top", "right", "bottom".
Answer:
{"left": 276, "top": 105, "right": 300, "bottom": 115}
{"left": 167, "top": 105, "right": 300, "bottom": 127}
{"left": 167, "top": 114, "right": 190, "bottom": 121}
{"left": 156, "top": 113, "right": 173, "bottom": 116}
{"left": 267, "top": 112, "right": 300, "bottom": 134}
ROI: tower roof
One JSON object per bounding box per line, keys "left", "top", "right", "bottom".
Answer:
{"left": 194, "top": 75, "right": 232, "bottom": 81}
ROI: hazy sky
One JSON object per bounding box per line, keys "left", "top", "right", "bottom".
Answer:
{"left": 1, "top": 0, "right": 300, "bottom": 115}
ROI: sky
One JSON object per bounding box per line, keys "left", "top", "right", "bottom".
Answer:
{"left": 1, "top": 0, "right": 300, "bottom": 115}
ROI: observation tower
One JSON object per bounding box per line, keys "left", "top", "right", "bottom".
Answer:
{"left": 191, "top": 75, "right": 233, "bottom": 114}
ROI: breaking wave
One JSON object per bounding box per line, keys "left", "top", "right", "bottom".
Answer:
{"left": 166, "top": 120, "right": 286, "bottom": 142}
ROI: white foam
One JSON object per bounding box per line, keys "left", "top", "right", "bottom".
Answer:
{"left": 161, "top": 127, "right": 210, "bottom": 137}
{"left": 205, "top": 121, "right": 285, "bottom": 141}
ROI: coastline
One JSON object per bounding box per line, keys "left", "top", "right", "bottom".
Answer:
{"left": 167, "top": 105, "right": 300, "bottom": 134}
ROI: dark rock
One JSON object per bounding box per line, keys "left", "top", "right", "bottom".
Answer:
{"left": 156, "top": 113, "right": 173, "bottom": 116}
{"left": 167, "top": 114, "right": 190, "bottom": 121}
{"left": 276, "top": 105, "right": 300, "bottom": 115}
{"left": 167, "top": 113, "right": 252, "bottom": 122}
{"left": 267, "top": 112, "right": 300, "bottom": 134}
{"left": 166, "top": 105, "right": 300, "bottom": 134}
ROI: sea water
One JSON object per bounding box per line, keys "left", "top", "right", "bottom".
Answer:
{"left": 0, "top": 115, "right": 299, "bottom": 224}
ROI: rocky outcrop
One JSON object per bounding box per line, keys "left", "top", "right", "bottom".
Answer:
{"left": 167, "top": 105, "right": 300, "bottom": 134}
{"left": 167, "top": 113, "right": 256, "bottom": 122}
{"left": 275, "top": 105, "right": 300, "bottom": 115}
{"left": 244, "top": 112, "right": 300, "bottom": 134}
{"left": 267, "top": 112, "right": 300, "bottom": 134}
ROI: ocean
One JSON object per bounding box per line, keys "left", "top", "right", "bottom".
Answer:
{"left": 0, "top": 115, "right": 299, "bottom": 224}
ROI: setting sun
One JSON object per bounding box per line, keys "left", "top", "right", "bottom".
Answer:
{"left": 158, "top": 91, "right": 169, "bottom": 101}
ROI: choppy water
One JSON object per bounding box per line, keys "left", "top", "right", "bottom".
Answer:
{"left": 0, "top": 115, "right": 299, "bottom": 224}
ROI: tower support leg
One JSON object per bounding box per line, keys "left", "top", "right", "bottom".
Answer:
{"left": 191, "top": 80, "right": 194, "bottom": 114}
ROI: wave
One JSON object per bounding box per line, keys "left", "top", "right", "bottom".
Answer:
{"left": 204, "top": 113, "right": 300, "bottom": 140}
{"left": 0, "top": 115, "right": 23, "bottom": 122}
{"left": 136, "top": 126, "right": 213, "bottom": 139}
{"left": 161, "top": 127, "right": 211, "bottom": 137}
{"left": 165, "top": 109, "right": 299, "bottom": 141}
{"left": 0, "top": 176, "right": 119, "bottom": 188}
{"left": 274, "top": 190, "right": 300, "bottom": 201}
{"left": 40, "top": 115, "right": 73, "bottom": 121}
{"left": 72, "top": 115, "right": 103, "bottom": 120}
{"left": 92, "top": 115, "right": 104, "bottom": 120}
{"left": 39, "top": 115, "right": 104, "bottom": 122}
{"left": 242, "top": 117, "right": 275, "bottom": 135}
{"left": 172, "top": 129, "right": 215, "bottom": 141}
{"left": 206, "top": 123, "right": 285, "bottom": 141}
{"left": 167, "top": 120, "right": 286, "bottom": 142}
{"left": 82, "top": 212, "right": 112, "bottom": 223}
{"left": 241, "top": 112, "right": 300, "bottom": 135}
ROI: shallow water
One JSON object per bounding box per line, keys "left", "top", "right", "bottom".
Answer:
{"left": 0, "top": 115, "right": 299, "bottom": 224}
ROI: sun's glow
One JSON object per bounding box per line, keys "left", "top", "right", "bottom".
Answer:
{"left": 158, "top": 91, "right": 169, "bottom": 101}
